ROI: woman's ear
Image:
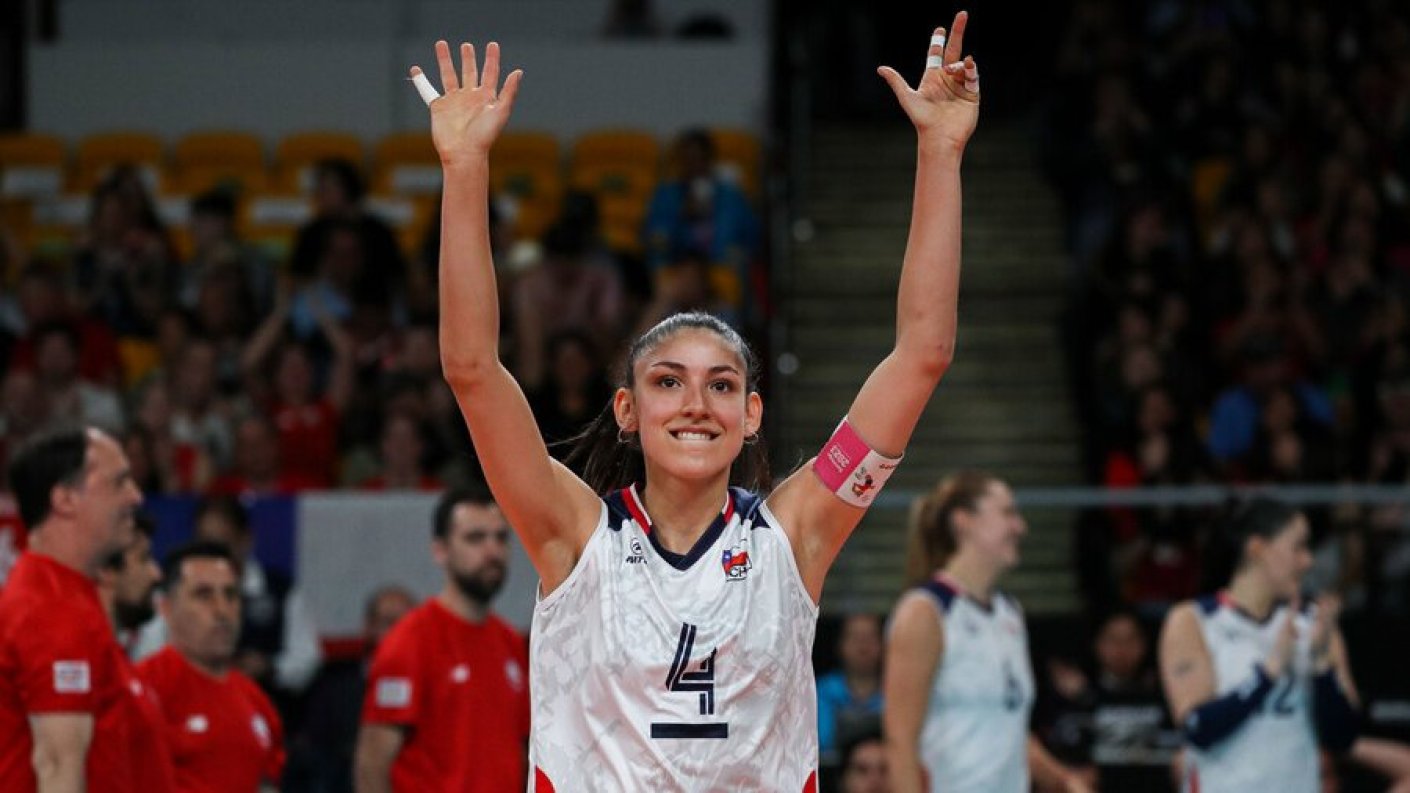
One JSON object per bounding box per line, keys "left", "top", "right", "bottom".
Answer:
{"left": 745, "top": 391, "right": 763, "bottom": 437}
{"left": 612, "top": 387, "right": 636, "bottom": 432}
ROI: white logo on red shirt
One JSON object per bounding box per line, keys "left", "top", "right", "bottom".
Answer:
{"left": 52, "top": 661, "right": 90, "bottom": 694}
{"left": 185, "top": 715, "right": 209, "bottom": 733}
{"left": 450, "top": 664, "right": 470, "bottom": 684}
{"left": 505, "top": 660, "right": 523, "bottom": 691}
{"left": 376, "top": 677, "right": 412, "bottom": 708}
{"left": 251, "top": 715, "right": 272, "bottom": 748}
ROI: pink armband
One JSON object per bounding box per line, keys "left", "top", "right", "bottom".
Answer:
{"left": 812, "top": 418, "right": 902, "bottom": 508}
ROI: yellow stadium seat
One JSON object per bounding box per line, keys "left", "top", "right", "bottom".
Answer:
{"left": 570, "top": 161, "right": 658, "bottom": 202}
{"left": 0, "top": 133, "right": 67, "bottom": 199}
{"left": 494, "top": 131, "right": 560, "bottom": 171}
{"left": 373, "top": 132, "right": 440, "bottom": 195}
{"left": 75, "top": 132, "right": 165, "bottom": 192}
{"left": 274, "top": 131, "right": 365, "bottom": 194}
{"left": 571, "top": 129, "right": 661, "bottom": 171}
{"left": 172, "top": 131, "right": 267, "bottom": 195}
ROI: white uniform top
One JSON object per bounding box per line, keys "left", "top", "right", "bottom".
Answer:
{"left": 915, "top": 575, "right": 1034, "bottom": 793}
{"left": 529, "top": 485, "right": 821, "bottom": 792}
{"left": 1185, "top": 593, "right": 1318, "bottom": 793}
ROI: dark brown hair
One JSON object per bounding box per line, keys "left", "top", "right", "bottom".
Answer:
{"left": 565, "top": 312, "right": 771, "bottom": 494}
{"left": 905, "top": 470, "right": 1000, "bottom": 585}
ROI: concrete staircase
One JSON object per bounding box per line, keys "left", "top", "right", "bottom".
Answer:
{"left": 774, "top": 123, "right": 1083, "bottom": 615}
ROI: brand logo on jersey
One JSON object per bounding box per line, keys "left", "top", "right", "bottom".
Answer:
{"left": 129, "top": 679, "right": 143, "bottom": 697}
{"left": 721, "top": 541, "right": 751, "bottom": 580}
{"left": 451, "top": 664, "right": 471, "bottom": 684}
{"left": 626, "top": 537, "right": 647, "bottom": 565}
{"left": 52, "top": 660, "right": 90, "bottom": 694}
{"left": 185, "top": 714, "right": 209, "bottom": 734}
{"left": 375, "top": 677, "right": 412, "bottom": 708}
{"left": 251, "top": 715, "right": 272, "bottom": 748}
{"left": 505, "top": 660, "right": 524, "bottom": 691}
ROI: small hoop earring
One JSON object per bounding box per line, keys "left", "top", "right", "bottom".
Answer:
{"left": 617, "top": 428, "right": 635, "bottom": 444}
{"left": 744, "top": 432, "right": 759, "bottom": 446}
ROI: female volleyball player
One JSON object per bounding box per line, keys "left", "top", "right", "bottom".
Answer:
{"left": 883, "top": 472, "right": 1093, "bottom": 793}
{"left": 1158, "top": 499, "right": 1360, "bottom": 793}
{"left": 410, "top": 11, "right": 978, "bottom": 790}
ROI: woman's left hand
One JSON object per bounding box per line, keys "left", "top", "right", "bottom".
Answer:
{"left": 877, "top": 10, "right": 981, "bottom": 153}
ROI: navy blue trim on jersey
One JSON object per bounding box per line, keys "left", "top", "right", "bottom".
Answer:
{"left": 1198, "top": 591, "right": 1284, "bottom": 625}
{"left": 1196, "top": 593, "right": 1221, "bottom": 616}
{"left": 603, "top": 490, "right": 633, "bottom": 532}
{"left": 615, "top": 486, "right": 737, "bottom": 572}
{"left": 732, "top": 487, "right": 766, "bottom": 530}
{"left": 918, "top": 578, "right": 958, "bottom": 613}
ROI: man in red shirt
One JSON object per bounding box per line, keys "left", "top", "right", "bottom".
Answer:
{"left": 355, "top": 483, "right": 529, "bottom": 792}
{"left": 95, "top": 514, "right": 176, "bottom": 793}
{"left": 137, "top": 542, "right": 285, "bottom": 792}
{"left": 0, "top": 425, "right": 143, "bottom": 791}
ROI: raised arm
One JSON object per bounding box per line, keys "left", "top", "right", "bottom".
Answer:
{"left": 767, "top": 12, "right": 980, "bottom": 600}
{"left": 416, "top": 40, "right": 600, "bottom": 592}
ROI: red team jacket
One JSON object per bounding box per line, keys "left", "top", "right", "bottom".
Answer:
{"left": 362, "top": 599, "right": 530, "bottom": 792}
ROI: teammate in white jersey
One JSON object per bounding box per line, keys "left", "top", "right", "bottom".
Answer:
{"left": 1159, "top": 499, "right": 1361, "bottom": 793}
{"left": 883, "top": 471, "right": 1092, "bottom": 793}
{"left": 409, "top": 12, "right": 980, "bottom": 791}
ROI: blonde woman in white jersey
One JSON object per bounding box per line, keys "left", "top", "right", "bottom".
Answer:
{"left": 1159, "top": 498, "right": 1361, "bottom": 793}
{"left": 410, "top": 11, "right": 980, "bottom": 791}
{"left": 884, "top": 471, "right": 1092, "bottom": 793}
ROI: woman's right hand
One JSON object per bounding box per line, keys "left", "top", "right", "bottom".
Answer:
{"left": 411, "top": 40, "right": 524, "bottom": 166}
{"left": 1263, "top": 600, "right": 1299, "bottom": 678}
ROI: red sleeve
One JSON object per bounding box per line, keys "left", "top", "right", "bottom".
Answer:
{"left": 251, "top": 682, "right": 286, "bottom": 783}
{"left": 361, "top": 624, "right": 421, "bottom": 726}
{"left": 14, "top": 606, "right": 107, "bottom": 714}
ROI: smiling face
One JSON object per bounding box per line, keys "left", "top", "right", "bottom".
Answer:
{"left": 953, "top": 480, "right": 1027, "bottom": 571}
{"left": 614, "top": 327, "right": 761, "bottom": 486}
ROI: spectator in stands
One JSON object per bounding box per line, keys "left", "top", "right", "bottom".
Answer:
{"left": 130, "top": 378, "right": 213, "bottom": 494}
{"left": 32, "top": 321, "right": 125, "bottom": 435}
{"left": 528, "top": 331, "right": 612, "bottom": 463}
{"left": 817, "top": 613, "right": 884, "bottom": 767}
{"left": 512, "top": 220, "right": 625, "bottom": 390}
{"left": 185, "top": 496, "right": 323, "bottom": 699}
{"left": 837, "top": 726, "right": 889, "bottom": 793}
{"left": 7, "top": 263, "right": 122, "bottom": 387}
{"left": 0, "top": 370, "right": 44, "bottom": 483}
{"left": 633, "top": 248, "right": 734, "bottom": 334}
{"left": 72, "top": 170, "right": 176, "bottom": 338}
{"left": 289, "top": 585, "right": 416, "bottom": 793}
{"left": 1206, "top": 334, "right": 1334, "bottom": 469}
{"left": 643, "top": 128, "right": 760, "bottom": 324}
{"left": 138, "top": 542, "right": 285, "bottom": 791}
{"left": 290, "top": 159, "right": 405, "bottom": 307}
{"left": 180, "top": 189, "right": 274, "bottom": 318}
{"left": 357, "top": 411, "right": 441, "bottom": 491}
{"left": 208, "top": 414, "right": 321, "bottom": 496}
{"left": 170, "top": 338, "right": 235, "bottom": 472}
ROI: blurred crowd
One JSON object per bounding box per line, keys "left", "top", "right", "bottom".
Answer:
{"left": 0, "top": 128, "right": 763, "bottom": 503}
{"left": 1045, "top": 0, "right": 1410, "bottom": 616}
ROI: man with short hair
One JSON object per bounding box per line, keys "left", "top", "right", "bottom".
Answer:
{"left": 137, "top": 542, "right": 285, "bottom": 793}
{"left": 839, "top": 727, "right": 890, "bottom": 793}
{"left": 0, "top": 424, "right": 143, "bottom": 791}
{"left": 355, "top": 483, "right": 529, "bottom": 792}
{"left": 95, "top": 514, "right": 175, "bottom": 792}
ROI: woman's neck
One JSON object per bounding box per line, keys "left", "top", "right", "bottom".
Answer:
{"left": 942, "top": 548, "right": 1001, "bottom": 603}
{"left": 1227, "top": 572, "right": 1277, "bottom": 620}
{"left": 638, "top": 470, "right": 730, "bottom": 555}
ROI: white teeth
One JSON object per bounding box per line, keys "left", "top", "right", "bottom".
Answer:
{"left": 674, "top": 431, "right": 713, "bottom": 441}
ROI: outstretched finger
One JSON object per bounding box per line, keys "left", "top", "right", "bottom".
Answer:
{"left": 461, "top": 42, "right": 478, "bottom": 91}
{"left": 944, "top": 10, "right": 969, "bottom": 65}
{"left": 963, "top": 55, "right": 979, "bottom": 95}
{"left": 435, "top": 40, "right": 458, "bottom": 92}
{"left": 925, "top": 26, "right": 947, "bottom": 72}
{"left": 877, "top": 66, "right": 912, "bottom": 103}
{"left": 482, "top": 42, "right": 501, "bottom": 95}
{"left": 497, "top": 69, "right": 525, "bottom": 113}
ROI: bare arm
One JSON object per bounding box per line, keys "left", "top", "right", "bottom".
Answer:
{"left": 767, "top": 12, "right": 980, "bottom": 601}
{"left": 416, "top": 41, "right": 600, "bottom": 593}
{"left": 883, "top": 592, "right": 944, "bottom": 793}
{"left": 1352, "top": 737, "right": 1410, "bottom": 783}
{"left": 30, "top": 714, "right": 92, "bottom": 793}
{"left": 1027, "top": 736, "right": 1091, "bottom": 793}
{"left": 353, "top": 723, "right": 405, "bottom": 793}
{"left": 1158, "top": 603, "right": 1217, "bottom": 724}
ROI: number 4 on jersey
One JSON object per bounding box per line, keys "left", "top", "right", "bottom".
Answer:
{"left": 651, "top": 622, "right": 728, "bottom": 739}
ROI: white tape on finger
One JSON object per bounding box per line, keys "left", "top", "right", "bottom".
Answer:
{"left": 926, "top": 54, "right": 945, "bottom": 70}
{"left": 412, "top": 72, "right": 441, "bottom": 107}
{"left": 931, "top": 35, "right": 946, "bottom": 49}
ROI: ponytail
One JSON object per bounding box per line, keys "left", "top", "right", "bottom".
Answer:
{"left": 905, "top": 470, "right": 998, "bottom": 585}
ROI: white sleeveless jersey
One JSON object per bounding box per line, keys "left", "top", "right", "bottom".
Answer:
{"left": 914, "top": 576, "right": 1034, "bottom": 793}
{"left": 529, "top": 486, "right": 821, "bottom": 792}
{"left": 1184, "top": 593, "right": 1318, "bottom": 793}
